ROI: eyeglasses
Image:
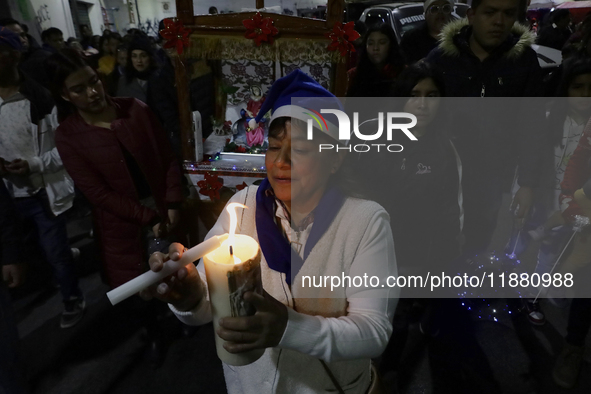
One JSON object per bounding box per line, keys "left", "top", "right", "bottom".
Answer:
{"left": 429, "top": 4, "right": 453, "bottom": 14}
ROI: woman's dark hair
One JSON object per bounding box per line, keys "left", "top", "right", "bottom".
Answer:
{"left": 392, "top": 60, "right": 446, "bottom": 97}
{"left": 548, "top": 56, "right": 591, "bottom": 146}
{"left": 346, "top": 23, "right": 404, "bottom": 97}
{"left": 45, "top": 48, "right": 93, "bottom": 121}
{"left": 124, "top": 36, "right": 159, "bottom": 82}
{"left": 392, "top": 61, "right": 448, "bottom": 135}
{"left": 268, "top": 116, "right": 289, "bottom": 141}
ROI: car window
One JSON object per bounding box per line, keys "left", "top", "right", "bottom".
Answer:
{"left": 395, "top": 8, "right": 426, "bottom": 36}
{"left": 362, "top": 4, "right": 469, "bottom": 42}
{"left": 363, "top": 8, "right": 394, "bottom": 27}
{"left": 394, "top": 5, "right": 468, "bottom": 38}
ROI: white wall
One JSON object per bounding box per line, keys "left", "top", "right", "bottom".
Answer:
{"left": 8, "top": 0, "right": 326, "bottom": 40}
{"left": 8, "top": 0, "right": 105, "bottom": 39}
{"left": 192, "top": 0, "right": 328, "bottom": 15}
{"left": 193, "top": 0, "right": 298, "bottom": 15}
{"left": 103, "top": 0, "right": 176, "bottom": 35}
{"left": 82, "top": 0, "right": 106, "bottom": 37}
{"left": 138, "top": 0, "right": 176, "bottom": 22}
{"left": 28, "top": 0, "right": 76, "bottom": 37}
{"left": 104, "top": 0, "right": 131, "bottom": 33}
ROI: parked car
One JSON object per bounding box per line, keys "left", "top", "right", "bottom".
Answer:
{"left": 359, "top": 2, "right": 469, "bottom": 43}
{"left": 359, "top": 2, "right": 561, "bottom": 69}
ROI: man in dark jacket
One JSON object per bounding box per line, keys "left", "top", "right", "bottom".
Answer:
{"left": 426, "top": 0, "right": 544, "bottom": 256}
{"left": 426, "top": 0, "right": 542, "bottom": 97}
{"left": 41, "top": 27, "right": 64, "bottom": 53}
{"left": 400, "top": 0, "right": 455, "bottom": 65}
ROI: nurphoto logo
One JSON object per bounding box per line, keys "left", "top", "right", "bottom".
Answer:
{"left": 306, "top": 109, "right": 418, "bottom": 152}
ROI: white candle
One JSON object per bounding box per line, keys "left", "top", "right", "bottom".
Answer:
{"left": 106, "top": 235, "right": 227, "bottom": 306}
{"left": 202, "top": 202, "right": 264, "bottom": 366}
{"left": 203, "top": 234, "right": 263, "bottom": 366}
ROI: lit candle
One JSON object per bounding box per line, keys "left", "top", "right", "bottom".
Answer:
{"left": 106, "top": 235, "right": 226, "bottom": 306}
{"left": 203, "top": 203, "right": 263, "bottom": 366}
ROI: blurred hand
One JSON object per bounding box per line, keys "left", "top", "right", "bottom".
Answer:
{"left": 152, "top": 222, "right": 163, "bottom": 238}
{"left": 5, "top": 159, "right": 30, "bottom": 176}
{"left": 2, "top": 264, "right": 26, "bottom": 288}
{"left": 166, "top": 209, "right": 181, "bottom": 233}
{"left": 511, "top": 187, "right": 534, "bottom": 224}
{"left": 139, "top": 242, "right": 205, "bottom": 311}
{"left": 217, "top": 290, "right": 288, "bottom": 354}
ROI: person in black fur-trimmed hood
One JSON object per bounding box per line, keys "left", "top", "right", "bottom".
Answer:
{"left": 425, "top": 0, "right": 545, "bottom": 257}
{"left": 426, "top": 0, "right": 542, "bottom": 98}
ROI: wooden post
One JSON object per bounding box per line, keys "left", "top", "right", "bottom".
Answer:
{"left": 176, "top": 0, "right": 194, "bottom": 25}
{"left": 173, "top": 0, "right": 195, "bottom": 162}
{"left": 174, "top": 55, "right": 195, "bottom": 162}
{"left": 326, "top": 0, "right": 344, "bottom": 26}
{"left": 326, "top": 0, "right": 347, "bottom": 96}
{"left": 256, "top": 0, "right": 265, "bottom": 10}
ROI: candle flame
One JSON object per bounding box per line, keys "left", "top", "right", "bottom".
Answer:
{"left": 226, "top": 202, "right": 247, "bottom": 257}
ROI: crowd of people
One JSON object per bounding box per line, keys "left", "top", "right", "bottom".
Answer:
{"left": 1, "top": 0, "right": 591, "bottom": 392}
{"left": 345, "top": 0, "right": 591, "bottom": 391}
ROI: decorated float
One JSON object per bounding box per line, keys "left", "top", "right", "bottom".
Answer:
{"left": 163, "top": 0, "right": 354, "bottom": 201}
{"left": 162, "top": 0, "right": 357, "bottom": 239}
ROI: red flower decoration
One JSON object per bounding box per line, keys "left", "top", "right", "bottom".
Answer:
{"left": 326, "top": 21, "right": 360, "bottom": 57}
{"left": 235, "top": 146, "right": 247, "bottom": 153}
{"left": 160, "top": 18, "right": 191, "bottom": 55}
{"left": 236, "top": 182, "right": 248, "bottom": 191}
{"left": 243, "top": 13, "right": 278, "bottom": 46}
{"left": 197, "top": 172, "right": 223, "bottom": 200}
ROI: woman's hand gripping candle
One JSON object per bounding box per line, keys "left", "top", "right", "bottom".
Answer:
{"left": 142, "top": 242, "right": 288, "bottom": 353}
{"left": 216, "top": 289, "right": 288, "bottom": 354}
{"left": 140, "top": 243, "right": 205, "bottom": 312}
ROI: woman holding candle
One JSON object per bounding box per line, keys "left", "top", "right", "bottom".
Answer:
{"left": 144, "top": 70, "right": 398, "bottom": 393}
{"left": 44, "top": 48, "right": 184, "bottom": 365}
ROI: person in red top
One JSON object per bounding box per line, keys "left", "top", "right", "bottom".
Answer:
{"left": 346, "top": 23, "right": 404, "bottom": 97}
{"left": 45, "top": 48, "right": 184, "bottom": 365}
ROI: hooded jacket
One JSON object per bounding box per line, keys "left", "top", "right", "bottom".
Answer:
{"left": 426, "top": 19, "right": 542, "bottom": 97}
{"left": 426, "top": 19, "right": 544, "bottom": 189}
